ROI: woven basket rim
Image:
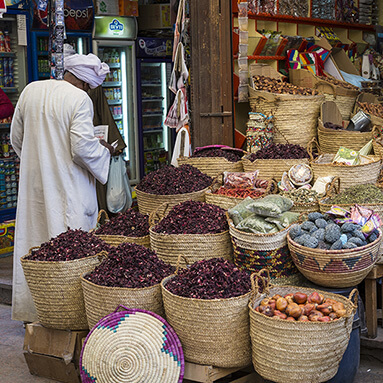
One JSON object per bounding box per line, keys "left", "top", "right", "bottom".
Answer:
{"left": 135, "top": 184, "right": 211, "bottom": 197}
{"left": 318, "top": 196, "right": 383, "bottom": 210}
{"left": 317, "top": 123, "right": 371, "bottom": 136}
{"left": 311, "top": 154, "right": 382, "bottom": 167}
{"left": 161, "top": 274, "right": 251, "bottom": 303}
{"left": 177, "top": 156, "right": 244, "bottom": 164}
{"left": 81, "top": 272, "right": 161, "bottom": 292}
{"left": 227, "top": 212, "right": 297, "bottom": 239}
{"left": 248, "top": 85, "right": 325, "bottom": 101}
{"left": 248, "top": 285, "right": 355, "bottom": 322}
{"left": 287, "top": 228, "right": 382, "bottom": 255}
{"left": 94, "top": 233, "right": 150, "bottom": 240}
{"left": 20, "top": 251, "right": 106, "bottom": 265}
{"left": 242, "top": 155, "right": 310, "bottom": 163}
{"left": 149, "top": 227, "right": 229, "bottom": 238}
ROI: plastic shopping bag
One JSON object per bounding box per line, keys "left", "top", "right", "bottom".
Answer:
{"left": 106, "top": 155, "right": 132, "bottom": 214}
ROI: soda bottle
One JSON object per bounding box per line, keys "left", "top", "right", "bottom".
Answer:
{"left": 4, "top": 31, "right": 11, "bottom": 52}
{"left": 3, "top": 57, "right": 10, "bottom": 87}
{"left": 8, "top": 57, "right": 13, "bottom": 87}
{"left": 0, "top": 32, "right": 5, "bottom": 53}
{"left": 0, "top": 58, "right": 4, "bottom": 87}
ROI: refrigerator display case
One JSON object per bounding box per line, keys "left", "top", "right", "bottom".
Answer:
{"left": 93, "top": 16, "right": 139, "bottom": 184}
{"left": 30, "top": 31, "right": 92, "bottom": 82}
{"left": 135, "top": 35, "right": 173, "bottom": 177}
{"left": 0, "top": 9, "right": 30, "bottom": 221}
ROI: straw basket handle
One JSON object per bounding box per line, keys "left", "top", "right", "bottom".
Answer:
{"left": 372, "top": 125, "right": 383, "bottom": 147}
{"left": 313, "top": 80, "right": 337, "bottom": 98}
{"left": 307, "top": 137, "right": 322, "bottom": 162}
{"left": 267, "top": 178, "right": 278, "bottom": 194}
{"left": 324, "top": 177, "right": 341, "bottom": 198}
{"left": 250, "top": 268, "right": 271, "bottom": 303}
{"left": 209, "top": 173, "right": 223, "bottom": 193}
{"left": 113, "top": 304, "right": 131, "bottom": 313}
{"left": 347, "top": 288, "right": 359, "bottom": 310}
{"left": 26, "top": 246, "right": 41, "bottom": 257}
{"left": 175, "top": 254, "right": 189, "bottom": 274}
{"left": 96, "top": 209, "right": 109, "bottom": 226}
{"left": 149, "top": 203, "right": 170, "bottom": 227}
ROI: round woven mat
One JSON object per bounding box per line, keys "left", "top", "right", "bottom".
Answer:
{"left": 80, "top": 307, "right": 184, "bottom": 383}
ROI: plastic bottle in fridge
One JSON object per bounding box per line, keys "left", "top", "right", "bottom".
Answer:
{"left": 8, "top": 57, "right": 14, "bottom": 87}
{"left": 0, "top": 32, "right": 5, "bottom": 53}
{"left": 0, "top": 58, "right": 4, "bottom": 87}
{"left": 3, "top": 58, "right": 8, "bottom": 87}
{"left": 4, "top": 31, "right": 11, "bottom": 52}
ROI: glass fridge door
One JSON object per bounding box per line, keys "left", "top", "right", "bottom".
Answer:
{"left": 97, "top": 42, "right": 139, "bottom": 183}
{"left": 140, "top": 61, "right": 171, "bottom": 176}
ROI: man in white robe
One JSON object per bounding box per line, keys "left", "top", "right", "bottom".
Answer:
{"left": 10, "top": 53, "right": 113, "bottom": 322}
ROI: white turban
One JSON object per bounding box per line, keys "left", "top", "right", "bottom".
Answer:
{"left": 64, "top": 53, "right": 110, "bottom": 89}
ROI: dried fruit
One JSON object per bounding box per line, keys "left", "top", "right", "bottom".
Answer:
{"left": 293, "top": 292, "right": 307, "bottom": 304}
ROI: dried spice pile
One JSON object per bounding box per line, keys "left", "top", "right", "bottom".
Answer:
{"left": 280, "top": 189, "right": 319, "bottom": 204}
{"left": 165, "top": 258, "right": 251, "bottom": 299}
{"left": 325, "top": 184, "right": 383, "bottom": 205}
{"left": 85, "top": 242, "right": 175, "bottom": 288}
{"left": 248, "top": 143, "right": 310, "bottom": 160}
{"left": 317, "top": 75, "right": 359, "bottom": 90}
{"left": 357, "top": 102, "right": 383, "bottom": 119}
{"left": 153, "top": 200, "right": 228, "bottom": 235}
{"left": 191, "top": 147, "right": 244, "bottom": 162}
{"left": 252, "top": 75, "right": 319, "bottom": 96}
{"left": 95, "top": 209, "right": 149, "bottom": 237}
{"left": 25, "top": 229, "right": 111, "bottom": 261}
{"left": 136, "top": 164, "right": 213, "bottom": 195}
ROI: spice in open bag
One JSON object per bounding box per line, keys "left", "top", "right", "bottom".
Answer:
{"left": 106, "top": 154, "right": 132, "bottom": 214}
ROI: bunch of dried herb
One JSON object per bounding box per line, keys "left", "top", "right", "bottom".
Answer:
{"left": 325, "top": 184, "right": 383, "bottom": 205}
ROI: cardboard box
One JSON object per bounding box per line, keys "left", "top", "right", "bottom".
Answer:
{"left": 0, "top": 220, "right": 14, "bottom": 255}
{"left": 119, "top": 0, "right": 139, "bottom": 17}
{"left": 330, "top": 47, "right": 360, "bottom": 76}
{"left": 249, "top": 62, "right": 284, "bottom": 80}
{"left": 138, "top": 4, "right": 171, "bottom": 30}
{"left": 95, "top": 0, "right": 119, "bottom": 16}
{"left": 320, "top": 100, "right": 343, "bottom": 127}
{"left": 23, "top": 323, "right": 88, "bottom": 383}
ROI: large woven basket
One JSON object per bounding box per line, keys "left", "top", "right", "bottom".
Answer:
{"left": 308, "top": 139, "right": 382, "bottom": 192}
{"left": 249, "top": 85, "right": 325, "bottom": 147}
{"left": 317, "top": 122, "right": 373, "bottom": 154}
{"left": 161, "top": 275, "right": 252, "bottom": 368}
{"left": 81, "top": 273, "right": 164, "bottom": 330}
{"left": 21, "top": 249, "right": 106, "bottom": 330}
{"left": 323, "top": 93, "right": 357, "bottom": 121}
{"left": 287, "top": 229, "right": 382, "bottom": 288}
{"left": 176, "top": 156, "right": 243, "bottom": 178}
{"left": 318, "top": 177, "right": 383, "bottom": 219}
{"left": 205, "top": 175, "right": 276, "bottom": 210}
{"left": 249, "top": 272, "right": 357, "bottom": 383}
{"left": 92, "top": 210, "right": 150, "bottom": 248}
{"left": 135, "top": 185, "right": 209, "bottom": 216}
{"left": 241, "top": 155, "right": 310, "bottom": 180}
{"left": 227, "top": 213, "right": 301, "bottom": 285}
{"left": 80, "top": 306, "right": 184, "bottom": 383}
{"left": 372, "top": 126, "right": 383, "bottom": 157}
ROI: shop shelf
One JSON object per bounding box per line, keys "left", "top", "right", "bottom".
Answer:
{"left": 102, "top": 81, "right": 122, "bottom": 87}
{"left": 107, "top": 100, "right": 122, "bottom": 105}
{"left": 0, "top": 124, "right": 10, "bottom": 129}
{"left": 143, "top": 113, "right": 163, "bottom": 117}
{"left": 143, "top": 128, "right": 163, "bottom": 133}
{"left": 0, "top": 52, "right": 15, "bottom": 58}
{"left": 142, "top": 97, "right": 164, "bottom": 102}
{"left": 1, "top": 87, "right": 18, "bottom": 93}
{"left": 144, "top": 146, "right": 165, "bottom": 151}
{"left": 107, "top": 63, "right": 121, "bottom": 69}
{"left": 113, "top": 115, "right": 123, "bottom": 120}
{"left": 38, "top": 73, "right": 50, "bottom": 78}
{"left": 37, "top": 51, "right": 49, "bottom": 56}
{"left": 141, "top": 83, "right": 162, "bottom": 87}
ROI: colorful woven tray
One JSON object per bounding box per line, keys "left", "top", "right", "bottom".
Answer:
{"left": 80, "top": 306, "right": 184, "bottom": 383}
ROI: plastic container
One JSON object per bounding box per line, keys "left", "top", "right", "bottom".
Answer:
{"left": 238, "top": 44, "right": 248, "bottom": 57}
{"left": 238, "top": 17, "right": 248, "bottom": 32}
{"left": 239, "top": 31, "right": 248, "bottom": 45}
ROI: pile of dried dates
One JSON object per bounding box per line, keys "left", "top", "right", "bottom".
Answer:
{"left": 254, "top": 291, "right": 347, "bottom": 322}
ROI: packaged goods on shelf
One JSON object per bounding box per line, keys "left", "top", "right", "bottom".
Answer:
{"left": 278, "top": 0, "right": 308, "bottom": 17}
{"left": 311, "top": 0, "right": 335, "bottom": 19}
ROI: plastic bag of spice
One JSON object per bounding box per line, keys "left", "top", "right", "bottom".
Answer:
{"left": 228, "top": 197, "right": 255, "bottom": 225}
{"left": 265, "top": 211, "right": 300, "bottom": 230}
{"left": 223, "top": 171, "right": 259, "bottom": 189}
{"left": 236, "top": 214, "right": 279, "bottom": 234}
{"left": 246, "top": 195, "right": 294, "bottom": 217}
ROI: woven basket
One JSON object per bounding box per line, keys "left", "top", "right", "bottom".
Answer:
{"left": 241, "top": 155, "right": 310, "bottom": 180}
{"left": 149, "top": 204, "right": 232, "bottom": 268}
{"left": 289, "top": 201, "right": 320, "bottom": 215}
{"left": 81, "top": 273, "right": 164, "bottom": 330}
{"left": 323, "top": 93, "right": 357, "bottom": 121}
{"left": 161, "top": 274, "right": 252, "bottom": 368}
{"left": 308, "top": 139, "right": 382, "bottom": 192}
{"left": 135, "top": 185, "right": 209, "bottom": 216}
{"left": 317, "top": 122, "right": 373, "bottom": 154}
{"left": 318, "top": 177, "right": 383, "bottom": 219}
{"left": 249, "top": 272, "right": 357, "bottom": 383}
{"left": 80, "top": 305, "right": 184, "bottom": 383}
{"left": 176, "top": 156, "right": 243, "bottom": 178}
{"left": 21, "top": 249, "right": 106, "bottom": 330}
{"left": 287, "top": 229, "right": 382, "bottom": 288}
{"left": 372, "top": 126, "right": 383, "bottom": 157}
{"left": 92, "top": 210, "right": 150, "bottom": 248}
{"left": 227, "top": 213, "right": 301, "bottom": 285}
{"left": 248, "top": 85, "right": 325, "bottom": 147}
{"left": 204, "top": 174, "right": 276, "bottom": 210}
